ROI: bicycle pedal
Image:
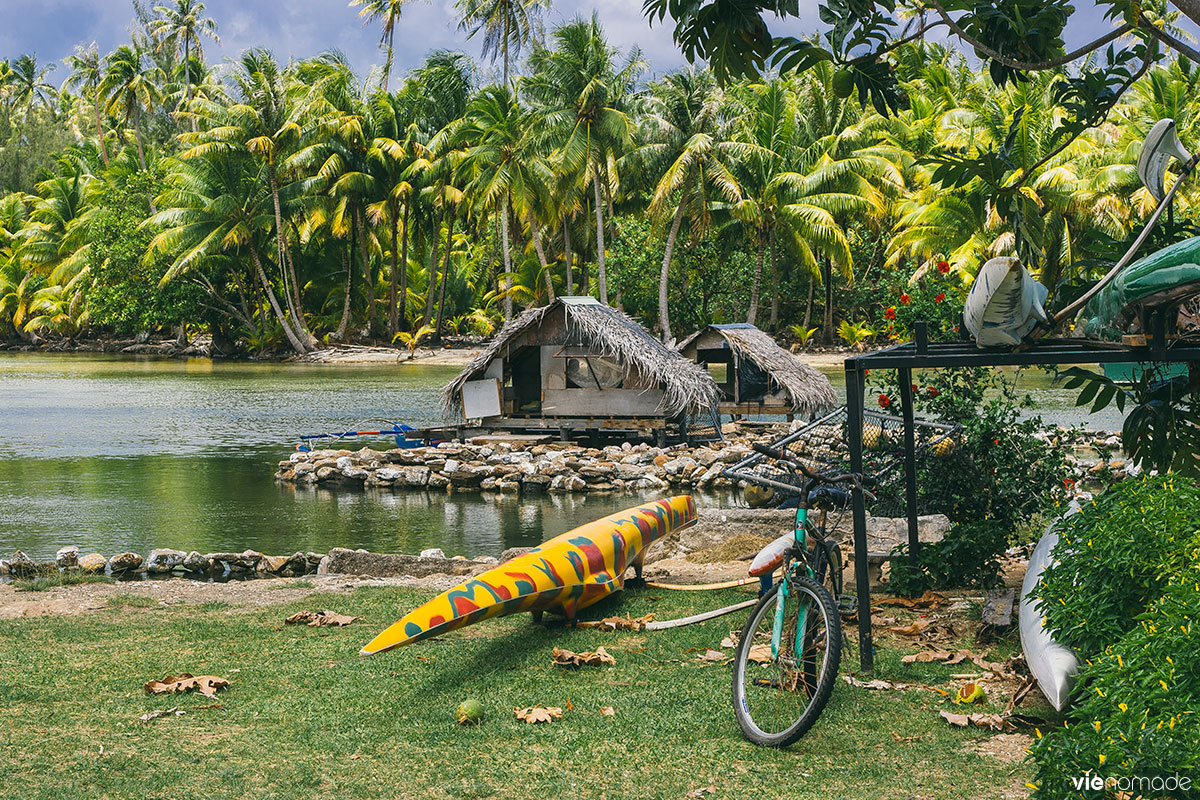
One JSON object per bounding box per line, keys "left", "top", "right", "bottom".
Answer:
{"left": 836, "top": 595, "right": 858, "bottom": 617}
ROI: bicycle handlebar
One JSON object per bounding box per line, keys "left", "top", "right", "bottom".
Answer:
{"left": 751, "top": 442, "right": 867, "bottom": 490}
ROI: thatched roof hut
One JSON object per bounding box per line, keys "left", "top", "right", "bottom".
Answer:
{"left": 677, "top": 323, "right": 836, "bottom": 417}
{"left": 442, "top": 297, "right": 719, "bottom": 429}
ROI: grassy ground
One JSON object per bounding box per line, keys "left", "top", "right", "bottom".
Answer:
{"left": 0, "top": 584, "right": 1035, "bottom": 799}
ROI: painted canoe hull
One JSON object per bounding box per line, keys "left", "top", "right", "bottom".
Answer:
{"left": 360, "top": 496, "right": 697, "bottom": 655}
{"left": 1078, "top": 235, "right": 1200, "bottom": 341}
{"left": 1019, "top": 525, "right": 1079, "bottom": 711}
{"left": 964, "top": 256, "right": 1050, "bottom": 348}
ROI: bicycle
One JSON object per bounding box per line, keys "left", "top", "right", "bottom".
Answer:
{"left": 728, "top": 442, "right": 869, "bottom": 747}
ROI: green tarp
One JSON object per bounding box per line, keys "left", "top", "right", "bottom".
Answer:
{"left": 1078, "top": 235, "right": 1200, "bottom": 340}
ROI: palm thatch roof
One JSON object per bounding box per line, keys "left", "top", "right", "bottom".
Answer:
{"left": 677, "top": 323, "right": 837, "bottom": 416}
{"left": 441, "top": 297, "right": 720, "bottom": 418}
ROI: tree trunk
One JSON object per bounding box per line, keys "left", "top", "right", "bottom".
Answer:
{"left": 747, "top": 236, "right": 765, "bottom": 325}
{"left": 132, "top": 103, "right": 156, "bottom": 213}
{"left": 184, "top": 32, "right": 196, "bottom": 133}
{"left": 269, "top": 164, "right": 315, "bottom": 348}
{"left": 659, "top": 202, "right": 685, "bottom": 342}
{"left": 422, "top": 203, "right": 443, "bottom": 327}
{"left": 355, "top": 208, "right": 377, "bottom": 339}
{"left": 94, "top": 89, "right": 109, "bottom": 167}
{"left": 501, "top": 200, "right": 513, "bottom": 320}
{"left": 529, "top": 218, "right": 555, "bottom": 304}
{"left": 249, "top": 245, "right": 308, "bottom": 354}
{"left": 769, "top": 230, "right": 780, "bottom": 331}
{"left": 434, "top": 210, "right": 456, "bottom": 338}
{"left": 823, "top": 260, "right": 835, "bottom": 344}
{"left": 563, "top": 217, "right": 574, "bottom": 295}
{"left": 593, "top": 174, "right": 608, "bottom": 304}
{"left": 398, "top": 201, "right": 410, "bottom": 333}
{"left": 803, "top": 274, "right": 815, "bottom": 330}
{"left": 388, "top": 201, "right": 400, "bottom": 339}
{"left": 335, "top": 242, "right": 353, "bottom": 341}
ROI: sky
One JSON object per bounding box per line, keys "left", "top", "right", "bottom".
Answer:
{"left": 0, "top": 0, "right": 1193, "bottom": 89}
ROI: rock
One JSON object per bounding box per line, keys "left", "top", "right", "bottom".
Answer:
{"left": 356, "top": 447, "right": 385, "bottom": 464}
{"left": 293, "top": 461, "right": 316, "bottom": 476}
{"left": 427, "top": 473, "right": 451, "bottom": 490}
{"left": 420, "top": 548, "right": 446, "bottom": 559}
{"left": 341, "top": 466, "right": 369, "bottom": 481}
{"left": 375, "top": 467, "right": 404, "bottom": 482}
{"left": 56, "top": 545, "right": 80, "bottom": 570}
{"left": 78, "top": 553, "right": 107, "bottom": 573}
{"left": 403, "top": 466, "right": 431, "bottom": 487}
{"left": 321, "top": 547, "right": 493, "bottom": 578}
{"left": 146, "top": 548, "right": 188, "bottom": 574}
{"left": 316, "top": 466, "right": 338, "bottom": 481}
{"left": 257, "top": 554, "right": 292, "bottom": 574}
{"left": 500, "top": 546, "right": 533, "bottom": 563}
{"left": 475, "top": 555, "right": 499, "bottom": 565}
{"left": 8, "top": 550, "right": 36, "bottom": 578}
{"left": 316, "top": 554, "right": 333, "bottom": 575}
{"left": 0, "top": 560, "right": 7, "bottom": 576}
{"left": 181, "top": 551, "right": 212, "bottom": 573}
{"left": 209, "top": 550, "right": 263, "bottom": 573}
{"left": 108, "top": 552, "right": 144, "bottom": 574}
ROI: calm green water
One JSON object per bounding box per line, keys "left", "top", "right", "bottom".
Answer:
{"left": 0, "top": 354, "right": 656, "bottom": 561}
{"left": 0, "top": 353, "right": 1116, "bottom": 562}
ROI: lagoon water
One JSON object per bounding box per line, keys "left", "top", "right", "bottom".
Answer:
{"left": 0, "top": 352, "right": 1119, "bottom": 561}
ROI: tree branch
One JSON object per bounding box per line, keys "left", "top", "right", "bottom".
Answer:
{"left": 846, "top": 19, "right": 950, "bottom": 65}
{"left": 926, "top": 0, "right": 1133, "bottom": 71}
{"left": 1138, "top": 13, "right": 1200, "bottom": 65}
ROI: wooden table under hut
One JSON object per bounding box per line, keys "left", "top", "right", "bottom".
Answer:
{"left": 677, "top": 324, "right": 837, "bottom": 420}
{"left": 439, "top": 297, "right": 721, "bottom": 444}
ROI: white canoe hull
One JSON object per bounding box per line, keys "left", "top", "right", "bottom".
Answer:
{"left": 1019, "top": 526, "right": 1079, "bottom": 711}
{"left": 964, "top": 256, "right": 1050, "bottom": 348}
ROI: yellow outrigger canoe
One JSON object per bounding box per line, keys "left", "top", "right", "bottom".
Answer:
{"left": 360, "top": 496, "right": 697, "bottom": 656}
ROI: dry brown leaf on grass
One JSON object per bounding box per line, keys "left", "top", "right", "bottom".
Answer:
{"left": 687, "top": 787, "right": 716, "bottom": 798}
{"left": 577, "top": 614, "right": 655, "bottom": 632}
{"left": 939, "top": 710, "right": 1017, "bottom": 732}
{"left": 887, "top": 619, "right": 931, "bottom": 636}
{"left": 284, "top": 610, "right": 359, "bottom": 627}
{"left": 144, "top": 674, "right": 230, "bottom": 699}
{"left": 514, "top": 706, "right": 562, "bottom": 724}
{"left": 552, "top": 647, "right": 616, "bottom": 668}
{"left": 746, "top": 644, "right": 773, "bottom": 664}
{"left": 600, "top": 706, "right": 615, "bottom": 716}
{"left": 698, "top": 649, "right": 728, "bottom": 662}
{"left": 139, "top": 707, "right": 184, "bottom": 723}
{"left": 902, "top": 648, "right": 1009, "bottom": 674}
{"left": 876, "top": 591, "right": 947, "bottom": 609}
{"left": 719, "top": 635, "right": 739, "bottom": 649}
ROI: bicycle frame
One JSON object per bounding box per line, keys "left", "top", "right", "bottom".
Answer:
{"left": 770, "top": 505, "right": 819, "bottom": 660}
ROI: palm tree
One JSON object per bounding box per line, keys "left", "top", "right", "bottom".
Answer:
{"left": 8, "top": 54, "right": 57, "bottom": 114}
{"left": 63, "top": 44, "right": 110, "bottom": 167}
{"left": 631, "top": 69, "right": 744, "bottom": 341}
{"left": 148, "top": 149, "right": 311, "bottom": 354}
{"left": 349, "top": 0, "right": 423, "bottom": 91}
{"left": 524, "top": 15, "right": 644, "bottom": 305}
{"left": 99, "top": 45, "right": 161, "bottom": 180}
{"left": 455, "top": 0, "right": 547, "bottom": 86}
{"left": 149, "top": 0, "right": 220, "bottom": 121}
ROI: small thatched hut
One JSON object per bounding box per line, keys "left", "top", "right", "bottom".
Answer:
{"left": 442, "top": 297, "right": 720, "bottom": 440}
{"left": 677, "top": 323, "right": 836, "bottom": 418}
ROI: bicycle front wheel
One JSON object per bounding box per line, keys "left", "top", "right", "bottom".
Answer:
{"left": 731, "top": 575, "right": 842, "bottom": 747}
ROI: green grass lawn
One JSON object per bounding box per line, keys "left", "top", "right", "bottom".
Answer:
{"left": 0, "top": 585, "right": 1034, "bottom": 799}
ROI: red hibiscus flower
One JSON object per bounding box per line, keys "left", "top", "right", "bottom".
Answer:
{"left": 900, "top": 293, "right": 911, "bottom": 304}
{"left": 935, "top": 292, "right": 946, "bottom": 303}
{"left": 926, "top": 387, "right": 940, "bottom": 398}
{"left": 878, "top": 394, "right": 891, "bottom": 409}
{"left": 911, "top": 383, "right": 918, "bottom": 393}
{"left": 884, "top": 306, "right": 896, "bottom": 320}
{"left": 937, "top": 260, "right": 950, "bottom": 274}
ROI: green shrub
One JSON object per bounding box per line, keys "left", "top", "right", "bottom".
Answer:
{"left": 886, "top": 520, "right": 1007, "bottom": 596}
{"left": 1028, "top": 478, "right": 1200, "bottom": 798}
{"left": 1038, "top": 477, "right": 1200, "bottom": 657}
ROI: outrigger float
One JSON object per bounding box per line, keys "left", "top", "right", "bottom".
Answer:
{"left": 361, "top": 496, "right": 698, "bottom": 655}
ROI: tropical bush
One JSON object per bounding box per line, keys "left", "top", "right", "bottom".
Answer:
{"left": 886, "top": 520, "right": 1007, "bottom": 596}
{"left": 1028, "top": 478, "right": 1200, "bottom": 798}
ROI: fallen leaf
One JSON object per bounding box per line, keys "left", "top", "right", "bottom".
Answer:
{"left": 939, "top": 710, "right": 1017, "bottom": 732}
{"left": 577, "top": 614, "right": 655, "bottom": 631}
{"left": 698, "top": 649, "right": 726, "bottom": 662}
{"left": 138, "top": 707, "right": 184, "bottom": 723}
{"left": 686, "top": 787, "right": 716, "bottom": 798}
{"left": 285, "top": 610, "right": 359, "bottom": 627}
{"left": 901, "top": 648, "right": 1009, "bottom": 674}
{"left": 552, "top": 647, "right": 616, "bottom": 668}
{"left": 144, "top": 674, "right": 229, "bottom": 699}
{"left": 746, "top": 644, "right": 773, "bottom": 664}
{"left": 844, "top": 677, "right": 898, "bottom": 690}
{"left": 887, "top": 619, "right": 931, "bottom": 636}
{"left": 600, "top": 706, "right": 615, "bottom": 716}
{"left": 515, "top": 706, "right": 562, "bottom": 724}
{"left": 876, "top": 591, "right": 947, "bottom": 609}
{"left": 719, "top": 634, "right": 739, "bottom": 649}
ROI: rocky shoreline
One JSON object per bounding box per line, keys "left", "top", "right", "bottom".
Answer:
{"left": 275, "top": 424, "right": 1133, "bottom": 496}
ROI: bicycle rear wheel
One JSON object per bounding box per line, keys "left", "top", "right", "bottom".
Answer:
{"left": 731, "top": 575, "right": 842, "bottom": 747}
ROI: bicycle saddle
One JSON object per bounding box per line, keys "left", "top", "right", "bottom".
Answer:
{"left": 748, "top": 532, "right": 795, "bottom": 577}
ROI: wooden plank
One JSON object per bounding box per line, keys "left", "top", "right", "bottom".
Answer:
{"left": 468, "top": 433, "right": 555, "bottom": 445}
{"left": 462, "top": 378, "right": 502, "bottom": 418}
{"left": 541, "top": 388, "right": 665, "bottom": 417}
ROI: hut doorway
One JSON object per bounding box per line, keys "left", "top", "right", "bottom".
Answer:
{"left": 509, "top": 346, "right": 542, "bottom": 414}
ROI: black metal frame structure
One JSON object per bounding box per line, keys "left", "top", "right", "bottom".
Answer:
{"left": 843, "top": 324, "right": 1200, "bottom": 671}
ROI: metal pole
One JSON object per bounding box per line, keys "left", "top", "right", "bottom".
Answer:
{"left": 899, "top": 367, "right": 921, "bottom": 571}
{"left": 845, "top": 359, "right": 874, "bottom": 672}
